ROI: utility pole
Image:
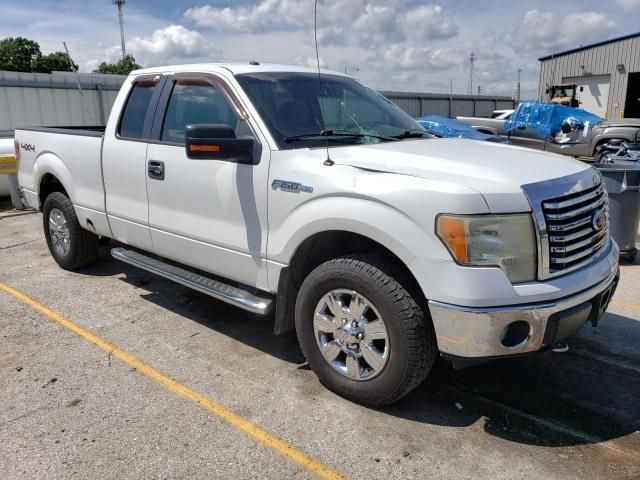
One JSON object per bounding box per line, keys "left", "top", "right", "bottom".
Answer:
{"left": 113, "top": 0, "right": 126, "bottom": 60}
{"left": 468, "top": 51, "right": 475, "bottom": 95}
{"left": 63, "top": 42, "right": 82, "bottom": 93}
{"left": 516, "top": 68, "right": 522, "bottom": 104}
{"left": 449, "top": 78, "right": 453, "bottom": 118}
{"left": 477, "top": 85, "right": 482, "bottom": 96}
{"left": 62, "top": 42, "right": 77, "bottom": 72}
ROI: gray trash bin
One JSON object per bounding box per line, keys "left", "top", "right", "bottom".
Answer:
{"left": 592, "top": 163, "right": 640, "bottom": 261}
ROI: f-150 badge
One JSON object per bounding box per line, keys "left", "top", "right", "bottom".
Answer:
{"left": 271, "top": 180, "right": 313, "bottom": 193}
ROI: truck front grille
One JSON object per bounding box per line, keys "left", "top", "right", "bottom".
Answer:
{"left": 541, "top": 182, "right": 609, "bottom": 272}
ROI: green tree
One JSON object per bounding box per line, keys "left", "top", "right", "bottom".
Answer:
{"left": 94, "top": 54, "right": 141, "bottom": 75}
{"left": 32, "top": 51, "right": 78, "bottom": 73}
{"left": 0, "top": 37, "right": 41, "bottom": 72}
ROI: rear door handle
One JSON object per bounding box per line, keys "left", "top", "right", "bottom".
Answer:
{"left": 148, "top": 160, "right": 165, "bottom": 180}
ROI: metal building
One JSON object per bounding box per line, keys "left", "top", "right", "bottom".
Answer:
{"left": 538, "top": 32, "right": 640, "bottom": 119}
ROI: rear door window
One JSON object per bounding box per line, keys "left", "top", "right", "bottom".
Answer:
{"left": 118, "top": 79, "right": 160, "bottom": 139}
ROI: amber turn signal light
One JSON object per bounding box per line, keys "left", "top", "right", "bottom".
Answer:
{"left": 436, "top": 216, "right": 468, "bottom": 263}
{"left": 189, "top": 144, "right": 220, "bottom": 152}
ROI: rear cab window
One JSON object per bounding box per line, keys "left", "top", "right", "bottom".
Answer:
{"left": 118, "top": 75, "right": 163, "bottom": 140}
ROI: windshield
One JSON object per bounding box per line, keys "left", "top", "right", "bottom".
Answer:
{"left": 235, "top": 72, "right": 428, "bottom": 149}
{"left": 552, "top": 86, "right": 575, "bottom": 98}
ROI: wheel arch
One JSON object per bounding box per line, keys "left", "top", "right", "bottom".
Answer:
{"left": 34, "top": 153, "right": 74, "bottom": 210}
{"left": 273, "top": 230, "right": 426, "bottom": 335}
{"left": 591, "top": 134, "right": 636, "bottom": 156}
{"left": 38, "top": 173, "right": 69, "bottom": 211}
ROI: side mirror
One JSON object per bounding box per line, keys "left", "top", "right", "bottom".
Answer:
{"left": 517, "top": 125, "right": 526, "bottom": 130}
{"left": 560, "top": 119, "right": 584, "bottom": 134}
{"left": 185, "top": 124, "right": 254, "bottom": 164}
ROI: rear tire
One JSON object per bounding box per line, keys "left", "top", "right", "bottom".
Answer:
{"left": 43, "top": 192, "right": 99, "bottom": 270}
{"left": 295, "top": 255, "right": 437, "bottom": 406}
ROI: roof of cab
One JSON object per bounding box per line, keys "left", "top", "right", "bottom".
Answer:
{"left": 130, "top": 62, "right": 345, "bottom": 77}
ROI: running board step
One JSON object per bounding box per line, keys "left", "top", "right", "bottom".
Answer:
{"left": 111, "top": 247, "right": 273, "bottom": 315}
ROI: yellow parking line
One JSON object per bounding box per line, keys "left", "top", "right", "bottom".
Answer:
{"left": 610, "top": 300, "right": 640, "bottom": 311}
{"left": 0, "top": 282, "right": 346, "bottom": 480}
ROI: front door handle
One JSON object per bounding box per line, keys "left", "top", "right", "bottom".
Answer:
{"left": 148, "top": 160, "right": 165, "bottom": 180}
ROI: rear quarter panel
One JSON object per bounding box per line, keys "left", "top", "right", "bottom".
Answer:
{"left": 16, "top": 130, "right": 105, "bottom": 210}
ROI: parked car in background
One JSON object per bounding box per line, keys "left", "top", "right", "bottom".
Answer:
{"left": 16, "top": 64, "right": 619, "bottom": 406}
{"left": 457, "top": 102, "right": 640, "bottom": 158}
{"left": 415, "top": 115, "right": 507, "bottom": 142}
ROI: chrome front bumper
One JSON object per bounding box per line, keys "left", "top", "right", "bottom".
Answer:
{"left": 428, "top": 266, "right": 619, "bottom": 360}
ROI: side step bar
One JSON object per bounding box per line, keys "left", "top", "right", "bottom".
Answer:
{"left": 111, "top": 247, "right": 273, "bottom": 315}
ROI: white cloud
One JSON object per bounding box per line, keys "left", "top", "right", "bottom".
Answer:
{"left": 3, "top": 0, "right": 637, "bottom": 99}
{"left": 185, "top": 1, "right": 457, "bottom": 48}
{"left": 518, "top": 10, "right": 617, "bottom": 53}
{"left": 184, "top": 0, "right": 313, "bottom": 33}
{"left": 293, "top": 55, "right": 328, "bottom": 69}
{"left": 615, "top": 0, "right": 640, "bottom": 9}
{"left": 124, "top": 25, "right": 221, "bottom": 66}
{"left": 377, "top": 44, "right": 463, "bottom": 71}
{"left": 402, "top": 5, "right": 457, "bottom": 42}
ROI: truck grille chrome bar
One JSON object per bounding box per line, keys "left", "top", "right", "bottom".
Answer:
{"left": 542, "top": 182, "right": 609, "bottom": 273}
{"left": 522, "top": 169, "right": 610, "bottom": 280}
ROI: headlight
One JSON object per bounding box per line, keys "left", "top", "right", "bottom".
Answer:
{"left": 436, "top": 214, "right": 536, "bottom": 283}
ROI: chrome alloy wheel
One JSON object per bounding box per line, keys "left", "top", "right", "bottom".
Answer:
{"left": 313, "top": 289, "right": 389, "bottom": 381}
{"left": 49, "top": 208, "right": 71, "bottom": 257}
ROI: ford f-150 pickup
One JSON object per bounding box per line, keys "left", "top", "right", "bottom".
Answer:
{"left": 15, "top": 63, "right": 619, "bottom": 406}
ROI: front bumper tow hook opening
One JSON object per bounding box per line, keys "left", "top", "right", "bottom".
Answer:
{"left": 500, "top": 321, "right": 531, "bottom": 348}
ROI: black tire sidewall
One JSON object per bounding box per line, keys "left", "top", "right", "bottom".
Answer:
{"left": 296, "top": 259, "right": 423, "bottom": 404}
{"left": 42, "top": 192, "right": 85, "bottom": 270}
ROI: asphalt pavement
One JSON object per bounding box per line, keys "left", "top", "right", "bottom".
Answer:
{"left": 1, "top": 206, "right": 639, "bottom": 479}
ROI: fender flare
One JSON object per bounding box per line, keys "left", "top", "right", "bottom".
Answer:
{"left": 268, "top": 195, "right": 444, "bottom": 270}
{"left": 33, "top": 152, "right": 75, "bottom": 205}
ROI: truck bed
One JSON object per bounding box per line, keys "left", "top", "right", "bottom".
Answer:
{"left": 15, "top": 126, "right": 106, "bottom": 219}
{"left": 17, "top": 125, "right": 106, "bottom": 137}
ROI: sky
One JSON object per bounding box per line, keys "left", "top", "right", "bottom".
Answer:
{"left": 1, "top": 0, "right": 639, "bottom": 99}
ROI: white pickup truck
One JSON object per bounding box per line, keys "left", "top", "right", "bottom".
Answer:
{"left": 15, "top": 63, "right": 619, "bottom": 406}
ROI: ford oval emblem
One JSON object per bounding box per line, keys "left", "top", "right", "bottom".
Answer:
{"left": 591, "top": 209, "right": 606, "bottom": 231}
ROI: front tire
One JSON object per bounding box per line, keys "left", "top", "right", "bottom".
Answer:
{"left": 295, "top": 255, "right": 437, "bottom": 406}
{"left": 43, "top": 192, "right": 99, "bottom": 270}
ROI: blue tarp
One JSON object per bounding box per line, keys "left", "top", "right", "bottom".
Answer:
{"left": 416, "top": 115, "right": 495, "bottom": 141}
{"left": 504, "top": 101, "right": 602, "bottom": 138}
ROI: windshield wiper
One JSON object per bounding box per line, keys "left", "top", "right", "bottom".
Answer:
{"left": 393, "top": 128, "right": 430, "bottom": 139}
{"left": 284, "top": 129, "right": 398, "bottom": 143}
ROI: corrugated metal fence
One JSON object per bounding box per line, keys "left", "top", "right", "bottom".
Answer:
{"left": 0, "top": 71, "right": 514, "bottom": 136}
{"left": 380, "top": 91, "right": 515, "bottom": 118}
{"left": 0, "top": 71, "right": 125, "bottom": 137}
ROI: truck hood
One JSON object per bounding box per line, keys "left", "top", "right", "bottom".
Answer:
{"left": 599, "top": 118, "right": 640, "bottom": 128}
{"left": 331, "top": 138, "right": 591, "bottom": 213}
